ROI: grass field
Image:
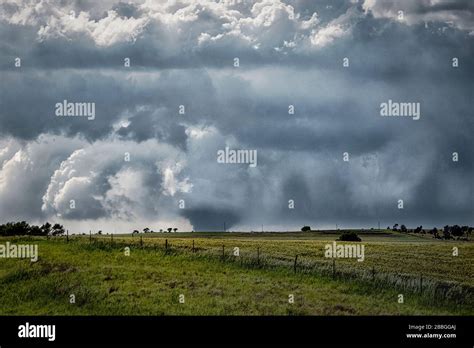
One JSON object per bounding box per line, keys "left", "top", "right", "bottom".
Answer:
{"left": 0, "top": 230, "right": 472, "bottom": 315}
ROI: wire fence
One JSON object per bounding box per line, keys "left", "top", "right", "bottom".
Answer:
{"left": 15, "top": 234, "right": 474, "bottom": 307}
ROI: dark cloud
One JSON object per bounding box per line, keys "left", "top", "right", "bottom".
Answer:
{"left": 182, "top": 206, "right": 241, "bottom": 231}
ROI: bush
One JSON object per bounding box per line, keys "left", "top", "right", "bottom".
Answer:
{"left": 301, "top": 226, "right": 311, "bottom": 232}
{"left": 338, "top": 231, "right": 361, "bottom": 242}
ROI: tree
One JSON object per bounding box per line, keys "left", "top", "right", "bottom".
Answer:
{"left": 132, "top": 230, "right": 139, "bottom": 234}
{"left": 173, "top": 228, "right": 178, "bottom": 232}
{"left": 392, "top": 224, "right": 399, "bottom": 231}
{"left": 98, "top": 230, "right": 102, "bottom": 235}
{"left": 0, "top": 222, "right": 25, "bottom": 236}
{"left": 51, "top": 223, "right": 65, "bottom": 236}
{"left": 443, "top": 225, "right": 452, "bottom": 240}
{"left": 301, "top": 226, "right": 311, "bottom": 232}
{"left": 28, "top": 225, "right": 43, "bottom": 236}
{"left": 451, "top": 225, "right": 463, "bottom": 239}
{"left": 400, "top": 224, "right": 407, "bottom": 233}
{"left": 167, "top": 228, "right": 172, "bottom": 233}
{"left": 41, "top": 222, "right": 52, "bottom": 236}
{"left": 159, "top": 229, "right": 163, "bottom": 233}
{"left": 143, "top": 227, "right": 150, "bottom": 234}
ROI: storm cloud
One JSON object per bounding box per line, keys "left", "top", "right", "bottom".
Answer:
{"left": 0, "top": 0, "right": 472, "bottom": 232}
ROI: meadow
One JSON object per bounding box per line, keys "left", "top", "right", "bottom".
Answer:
{"left": 0, "top": 230, "right": 472, "bottom": 315}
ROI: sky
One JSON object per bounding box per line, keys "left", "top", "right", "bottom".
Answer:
{"left": 0, "top": 0, "right": 472, "bottom": 233}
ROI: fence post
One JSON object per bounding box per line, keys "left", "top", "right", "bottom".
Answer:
{"left": 294, "top": 255, "right": 298, "bottom": 273}
{"left": 420, "top": 275, "right": 423, "bottom": 294}
{"left": 66, "top": 229, "right": 69, "bottom": 243}
{"left": 165, "top": 239, "right": 168, "bottom": 250}
{"left": 372, "top": 266, "right": 375, "bottom": 281}
{"left": 332, "top": 259, "right": 336, "bottom": 279}
{"left": 222, "top": 245, "right": 225, "bottom": 260}
{"left": 192, "top": 240, "right": 195, "bottom": 253}
{"left": 89, "top": 230, "right": 92, "bottom": 244}
{"left": 140, "top": 236, "right": 143, "bottom": 248}
{"left": 257, "top": 247, "right": 260, "bottom": 266}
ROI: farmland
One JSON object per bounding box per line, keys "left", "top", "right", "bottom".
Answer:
{"left": 0, "top": 230, "right": 472, "bottom": 315}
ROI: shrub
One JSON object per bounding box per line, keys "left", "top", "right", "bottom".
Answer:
{"left": 338, "top": 231, "right": 361, "bottom": 242}
{"left": 301, "top": 226, "right": 311, "bottom": 232}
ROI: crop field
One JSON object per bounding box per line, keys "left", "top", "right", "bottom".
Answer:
{"left": 0, "top": 230, "right": 472, "bottom": 316}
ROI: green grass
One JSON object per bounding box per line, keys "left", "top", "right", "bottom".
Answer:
{"left": 115, "top": 231, "right": 474, "bottom": 287}
{"left": 0, "top": 232, "right": 472, "bottom": 315}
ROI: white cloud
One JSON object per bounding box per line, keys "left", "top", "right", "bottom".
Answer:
{"left": 310, "top": 23, "right": 347, "bottom": 47}
{"left": 2, "top": 0, "right": 320, "bottom": 50}
{"left": 162, "top": 166, "right": 193, "bottom": 197}
{"left": 309, "top": 6, "right": 363, "bottom": 48}
{"left": 36, "top": 9, "right": 149, "bottom": 46}
{"left": 41, "top": 138, "right": 190, "bottom": 221}
{"left": 0, "top": 135, "right": 84, "bottom": 221}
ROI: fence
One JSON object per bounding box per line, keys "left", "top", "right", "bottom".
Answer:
{"left": 55, "top": 234, "right": 474, "bottom": 306}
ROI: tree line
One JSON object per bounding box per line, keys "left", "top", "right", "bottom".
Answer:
{"left": 0, "top": 221, "right": 65, "bottom": 236}
{"left": 132, "top": 227, "right": 178, "bottom": 234}
{"left": 301, "top": 224, "right": 473, "bottom": 241}
{"left": 389, "top": 224, "right": 472, "bottom": 240}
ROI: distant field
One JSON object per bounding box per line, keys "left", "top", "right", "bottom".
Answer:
{"left": 0, "top": 230, "right": 472, "bottom": 315}
{"left": 125, "top": 229, "right": 431, "bottom": 241}
{"left": 115, "top": 230, "right": 474, "bottom": 287}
